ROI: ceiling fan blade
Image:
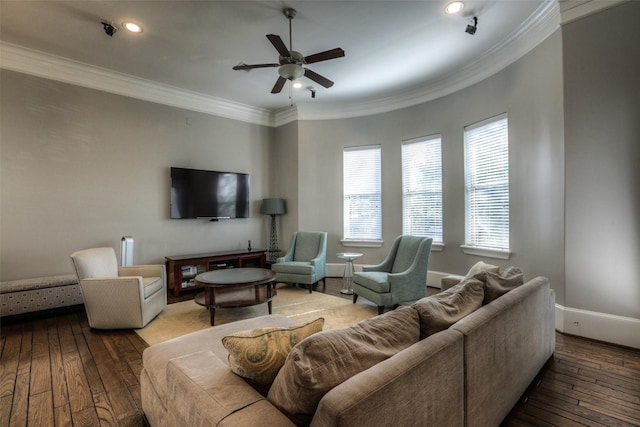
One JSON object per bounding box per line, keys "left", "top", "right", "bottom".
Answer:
{"left": 304, "top": 48, "right": 345, "bottom": 64}
{"left": 304, "top": 69, "right": 334, "bottom": 88}
{"left": 233, "top": 63, "right": 279, "bottom": 71}
{"left": 271, "top": 76, "right": 287, "bottom": 94}
{"left": 266, "top": 34, "right": 290, "bottom": 57}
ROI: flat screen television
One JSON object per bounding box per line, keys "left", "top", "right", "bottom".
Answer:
{"left": 170, "top": 167, "right": 250, "bottom": 219}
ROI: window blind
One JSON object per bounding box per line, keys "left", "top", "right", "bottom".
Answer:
{"left": 401, "top": 136, "right": 443, "bottom": 242}
{"left": 464, "top": 114, "right": 509, "bottom": 250}
{"left": 343, "top": 146, "right": 382, "bottom": 240}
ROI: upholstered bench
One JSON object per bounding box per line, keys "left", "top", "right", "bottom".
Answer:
{"left": 0, "top": 274, "right": 83, "bottom": 317}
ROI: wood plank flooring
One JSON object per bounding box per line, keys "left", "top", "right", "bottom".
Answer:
{"left": 1, "top": 278, "right": 639, "bottom": 426}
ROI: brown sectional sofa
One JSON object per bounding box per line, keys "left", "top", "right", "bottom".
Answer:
{"left": 141, "top": 276, "right": 555, "bottom": 426}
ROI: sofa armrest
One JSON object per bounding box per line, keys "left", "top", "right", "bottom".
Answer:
{"left": 166, "top": 350, "right": 295, "bottom": 427}
{"left": 311, "top": 329, "right": 464, "bottom": 427}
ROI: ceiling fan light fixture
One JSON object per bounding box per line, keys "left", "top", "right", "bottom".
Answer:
{"left": 278, "top": 63, "right": 304, "bottom": 80}
{"left": 445, "top": 1, "right": 464, "bottom": 14}
{"left": 123, "top": 21, "right": 143, "bottom": 33}
{"left": 292, "top": 81, "right": 303, "bottom": 89}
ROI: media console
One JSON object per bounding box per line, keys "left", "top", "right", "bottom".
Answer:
{"left": 165, "top": 249, "right": 267, "bottom": 296}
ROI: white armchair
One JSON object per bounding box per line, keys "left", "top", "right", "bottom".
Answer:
{"left": 70, "top": 247, "right": 166, "bottom": 329}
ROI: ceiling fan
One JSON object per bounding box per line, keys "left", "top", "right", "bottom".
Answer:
{"left": 233, "top": 8, "right": 345, "bottom": 94}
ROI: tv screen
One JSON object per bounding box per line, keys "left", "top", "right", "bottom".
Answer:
{"left": 170, "top": 167, "right": 250, "bottom": 219}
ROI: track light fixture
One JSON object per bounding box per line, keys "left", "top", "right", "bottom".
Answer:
{"left": 466, "top": 16, "right": 478, "bottom": 35}
{"left": 101, "top": 19, "right": 117, "bottom": 37}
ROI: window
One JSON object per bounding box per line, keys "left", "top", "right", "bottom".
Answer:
{"left": 343, "top": 146, "right": 382, "bottom": 241}
{"left": 464, "top": 114, "right": 510, "bottom": 256}
{"left": 401, "top": 136, "right": 443, "bottom": 244}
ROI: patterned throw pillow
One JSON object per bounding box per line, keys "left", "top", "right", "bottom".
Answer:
{"left": 411, "top": 278, "right": 485, "bottom": 339}
{"left": 222, "top": 318, "right": 324, "bottom": 394}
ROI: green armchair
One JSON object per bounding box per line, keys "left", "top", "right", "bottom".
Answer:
{"left": 352, "top": 235, "right": 432, "bottom": 314}
{"left": 271, "top": 231, "right": 327, "bottom": 293}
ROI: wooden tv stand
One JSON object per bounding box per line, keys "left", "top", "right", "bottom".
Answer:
{"left": 165, "top": 249, "right": 267, "bottom": 296}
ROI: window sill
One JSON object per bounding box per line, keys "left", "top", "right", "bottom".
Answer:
{"left": 431, "top": 243, "right": 444, "bottom": 252}
{"left": 460, "top": 245, "right": 511, "bottom": 260}
{"left": 341, "top": 239, "right": 384, "bottom": 248}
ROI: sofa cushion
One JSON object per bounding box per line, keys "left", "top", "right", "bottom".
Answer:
{"left": 463, "top": 261, "right": 500, "bottom": 281}
{"left": 478, "top": 266, "right": 524, "bottom": 304}
{"left": 351, "top": 271, "right": 390, "bottom": 293}
{"left": 222, "top": 318, "right": 324, "bottom": 394}
{"left": 142, "top": 314, "right": 299, "bottom": 408}
{"left": 267, "top": 306, "right": 420, "bottom": 426}
{"left": 271, "top": 262, "right": 315, "bottom": 275}
{"left": 411, "top": 279, "right": 484, "bottom": 339}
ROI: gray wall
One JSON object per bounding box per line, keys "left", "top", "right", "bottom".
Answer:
{"left": 288, "top": 31, "right": 566, "bottom": 303}
{"left": 0, "top": 71, "right": 273, "bottom": 280}
{"left": 563, "top": 1, "right": 640, "bottom": 319}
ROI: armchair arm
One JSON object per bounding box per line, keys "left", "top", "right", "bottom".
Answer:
{"left": 119, "top": 264, "right": 164, "bottom": 278}
{"left": 308, "top": 232, "right": 327, "bottom": 277}
{"left": 79, "top": 277, "right": 145, "bottom": 328}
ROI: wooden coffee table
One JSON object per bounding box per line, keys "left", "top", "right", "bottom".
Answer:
{"left": 194, "top": 267, "right": 276, "bottom": 325}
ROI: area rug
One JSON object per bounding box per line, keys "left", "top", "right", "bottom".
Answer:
{"left": 136, "top": 285, "right": 378, "bottom": 346}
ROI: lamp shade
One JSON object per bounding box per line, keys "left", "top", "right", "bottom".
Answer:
{"left": 261, "top": 198, "right": 286, "bottom": 215}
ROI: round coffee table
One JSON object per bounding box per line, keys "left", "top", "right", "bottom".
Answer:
{"left": 194, "top": 268, "right": 276, "bottom": 325}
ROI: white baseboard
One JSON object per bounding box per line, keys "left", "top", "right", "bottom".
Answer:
{"left": 555, "top": 304, "right": 640, "bottom": 349}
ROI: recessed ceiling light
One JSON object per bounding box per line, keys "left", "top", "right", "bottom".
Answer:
{"left": 123, "top": 21, "right": 143, "bottom": 33}
{"left": 445, "top": 1, "right": 464, "bottom": 14}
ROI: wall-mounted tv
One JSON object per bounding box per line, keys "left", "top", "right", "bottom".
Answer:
{"left": 170, "top": 167, "right": 250, "bottom": 220}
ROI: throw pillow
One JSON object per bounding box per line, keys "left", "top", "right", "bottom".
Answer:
{"left": 463, "top": 261, "right": 500, "bottom": 281}
{"left": 267, "top": 306, "right": 420, "bottom": 426}
{"left": 222, "top": 318, "right": 325, "bottom": 395}
{"left": 482, "top": 266, "right": 524, "bottom": 304}
{"left": 411, "top": 278, "right": 484, "bottom": 339}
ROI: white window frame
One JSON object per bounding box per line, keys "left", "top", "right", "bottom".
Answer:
{"left": 342, "top": 145, "right": 383, "bottom": 247}
{"left": 462, "top": 114, "right": 511, "bottom": 259}
{"left": 401, "top": 135, "right": 444, "bottom": 251}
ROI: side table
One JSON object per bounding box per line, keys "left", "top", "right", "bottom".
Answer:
{"left": 336, "top": 252, "right": 363, "bottom": 295}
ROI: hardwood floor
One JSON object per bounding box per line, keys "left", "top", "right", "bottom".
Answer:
{"left": 1, "top": 278, "right": 639, "bottom": 426}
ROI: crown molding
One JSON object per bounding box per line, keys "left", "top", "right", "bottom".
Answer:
{"left": 297, "top": 0, "right": 561, "bottom": 121}
{"left": 0, "top": 0, "right": 572, "bottom": 127}
{"left": 0, "top": 42, "right": 275, "bottom": 127}
{"left": 273, "top": 105, "right": 299, "bottom": 127}
{"left": 559, "top": 0, "right": 627, "bottom": 24}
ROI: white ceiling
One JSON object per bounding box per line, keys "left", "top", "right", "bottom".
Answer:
{"left": 1, "top": 1, "right": 561, "bottom": 120}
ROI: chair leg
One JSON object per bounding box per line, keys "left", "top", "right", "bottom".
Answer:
{"left": 322, "top": 278, "right": 326, "bottom": 292}
{"left": 308, "top": 282, "right": 313, "bottom": 294}
{"left": 353, "top": 294, "right": 358, "bottom": 304}
{"left": 377, "top": 306, "right": 385, "bottom": 315}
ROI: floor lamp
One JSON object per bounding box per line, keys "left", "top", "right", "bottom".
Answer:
{"left": 261, "top": 198, "right": 286, "bottom": 263}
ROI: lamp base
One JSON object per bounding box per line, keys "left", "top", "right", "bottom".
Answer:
{"left": 267, "top": 214, "right": 280, "bottom": 264}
